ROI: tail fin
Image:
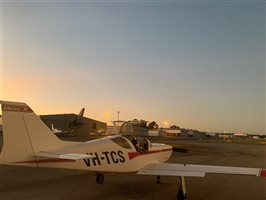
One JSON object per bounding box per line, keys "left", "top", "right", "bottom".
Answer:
{"left": 0, "top": 101, "right": 64, "bottom": 165}
{"left": 78, "top": 108, "right": 85, "bottom": 123}
{"left": 68, "top": 108, "right": 85, "bottom": 130}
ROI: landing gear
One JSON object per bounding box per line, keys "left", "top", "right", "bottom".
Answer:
{"left": 95, "top": 172, "right": 104, "bottom": 184}
{"left": 176, "top": 176, "right": 186, "bottom": 200}
{"left": 156, "top": 175, "right": 161, "bottom": 184}
{"left": 177, "top": 189, "right": 185, "bottom": 200}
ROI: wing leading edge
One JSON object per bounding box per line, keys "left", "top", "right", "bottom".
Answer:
{"left": 137, "top": 163, "right": 266, "bottom": 177}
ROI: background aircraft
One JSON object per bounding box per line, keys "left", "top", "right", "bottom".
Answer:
{"left": 51, "top": 123, "right": 66, "bottom": 134}
{"left": 68, "top": 108, "right": 85, "bottom": 130}
{"left": 0, "top": 101, "right": 265, "bottom": 200}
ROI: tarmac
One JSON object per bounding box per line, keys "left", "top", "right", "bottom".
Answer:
{"left": 0, "top": 136, "right": 265, "bottom": 200}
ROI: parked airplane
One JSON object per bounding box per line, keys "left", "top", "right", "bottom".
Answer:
{"left": 0, "top": 100, "right": 265, "bottom": 200}
{"left": 46, "top": 108, "right": 85, "bottom": 134}
{"left": 51, "top": 123, "right": 66, "bottom": 134}
{"left": 68, "top": 108, "right": 85, "bottom": 130}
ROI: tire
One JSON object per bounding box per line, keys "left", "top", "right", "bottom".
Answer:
{"left": 96, "top": 173, "right": 104, "bottom": 184}
{"left": 177, "top": 189, "right": 185, "bottom": 200}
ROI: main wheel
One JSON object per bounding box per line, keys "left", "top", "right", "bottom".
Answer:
{"left": 177, "top": 189, "right": 185, "bottom": 200}
{"left": 96, "top": 173, "right": 104, "bottom": 184}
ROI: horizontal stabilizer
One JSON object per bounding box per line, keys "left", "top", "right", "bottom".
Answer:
{"left": 34, "top": 151, "right": 94, "bottom": 161}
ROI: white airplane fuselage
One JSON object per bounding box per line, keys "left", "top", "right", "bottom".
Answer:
{"left": 14, "top": 135, "right": 173, "bottom": 172}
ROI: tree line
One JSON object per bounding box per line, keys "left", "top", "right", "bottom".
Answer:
{"left": 132, "top": 119, "right": 180, "bottom": 130}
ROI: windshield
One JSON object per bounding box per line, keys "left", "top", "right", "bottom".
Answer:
{"left": 111, "top": 137, "right": 132, "bottom": 149}
{"left": 126, "top": 136, "right": 150, "bottom": 153}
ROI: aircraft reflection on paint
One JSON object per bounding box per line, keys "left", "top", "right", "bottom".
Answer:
{"left": 0, "top": 101, "right": 265, "bottom": 200}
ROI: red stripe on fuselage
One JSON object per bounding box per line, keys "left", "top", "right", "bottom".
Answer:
{"left": 128, "top": 148, "right": 172, "bottom": 160}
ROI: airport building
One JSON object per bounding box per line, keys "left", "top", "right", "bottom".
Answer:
{"left": 40, "top": 114, "right": 106, "bottom": 135}
{"left": 158, "top": 128, "right": 181, "bottom": 137}
{"left": 148, "top": 130, "right": 159, "bottom": 137}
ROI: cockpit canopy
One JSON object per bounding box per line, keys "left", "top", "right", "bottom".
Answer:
{"left": 111, "top": 135, "right": 151, "bottom": 153}
{"left": 119, "top": 120, "right": 148, "bottom": 136}
{"left": 111, "top": 136, "right": 132, "bottom": 149}
{"left": 110, "top": 121, "right": 151, "bottom": 152}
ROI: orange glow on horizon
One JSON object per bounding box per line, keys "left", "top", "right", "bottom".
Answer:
{"left": 163, "top": 120, "right": 169, "bottom": 128}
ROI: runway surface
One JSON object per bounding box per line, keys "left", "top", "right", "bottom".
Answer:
{"left": 0, "top": 137, "right": 265, "bottom": 200}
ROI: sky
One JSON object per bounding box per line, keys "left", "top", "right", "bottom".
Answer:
{"left": 0, "top": 0, "right": 265, "bottom": 134}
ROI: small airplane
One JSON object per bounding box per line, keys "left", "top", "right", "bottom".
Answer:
{"left": 68, "top": 108, "right": 85, "bottom": 130}
{"left": 51, "top": 123, "right": 66, "bottom": 134}
{"left": 0, "top": 100, "right": 265, "bottom": 200}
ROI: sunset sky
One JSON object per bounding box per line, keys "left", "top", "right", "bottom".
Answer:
{"left": 0, "top": 1, "right": 265, "bottom": 134}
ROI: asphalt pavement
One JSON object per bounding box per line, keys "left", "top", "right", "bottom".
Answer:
{"left": 0, "top": 137, "right": 265, "bottom": 200}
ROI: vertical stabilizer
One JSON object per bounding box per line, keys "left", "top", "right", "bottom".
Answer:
{"left": 78, "top": 108, "right": 85, "bottom": 120}
{"left": 0, "top": 101, "right": 64, "bottom": 165}
{"left": 68, "top": 108, "right": 85, "bottom": 130}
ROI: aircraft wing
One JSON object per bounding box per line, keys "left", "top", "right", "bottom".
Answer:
{"left": 34, "top": 151, "right": 93, "bottom": 161}
{"left": 137, "top": 163, "right": 266, "bottom": 177}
